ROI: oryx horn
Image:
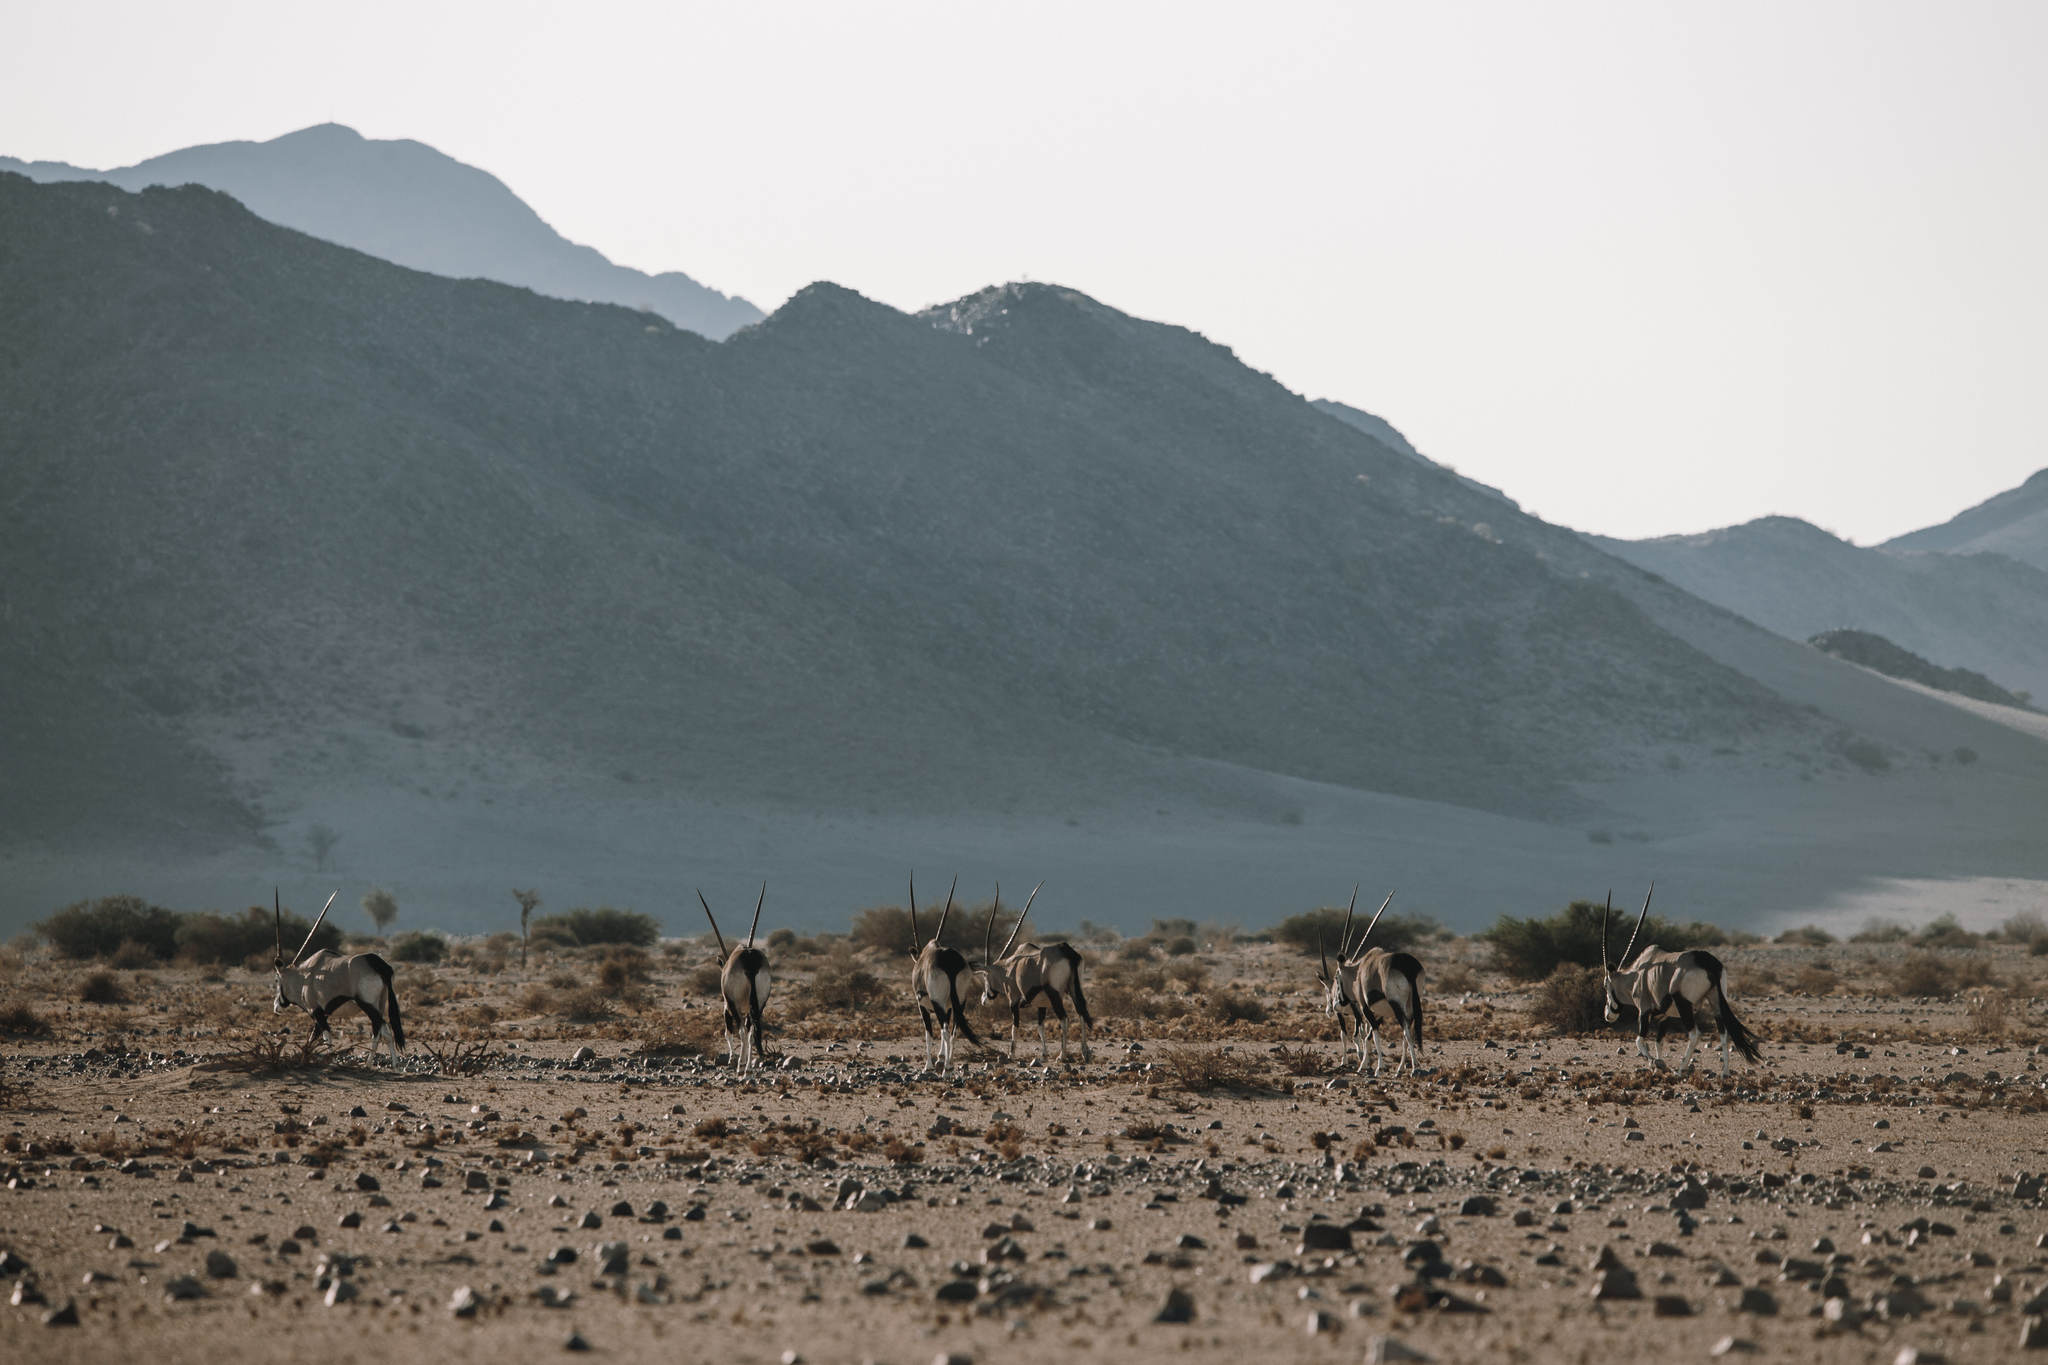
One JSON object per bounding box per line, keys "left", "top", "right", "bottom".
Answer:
{"left": 983, "top": 883, "right": 1001, "bottom": 966}
{"left": 908, "top": 872, "right": 921, "bottom": 954}
{"left": 747, "top": 881, "right": 766, "bottom": 948}
{"left": 696, "top": 889, "right": 730, "bottom": 960}
{"left": 998, "top": 880, "right": 1041, "bottom": 962}
{"left": 1318, "top": 921, "right": 1329, "bottom": 979}
{"left": 1336, "top": 884, "right": 1359, "bottom": 960}
{"left": 1352, "top": 889, "right": 1395, "bottom": 957}
{"left": 1600, "top": 890, "right": 1613, "bottom": 972}
{"left": 274, "top": 889, "right": 284, "bottom": 964}
{"left": 293, "top": 890, "right": 339, "bottom": 965}
{"left": 1620, "top": 883, "right": 1654, "bottom": 968}
{"left": 933, "top": 875, "right": 957, "bottom": 947}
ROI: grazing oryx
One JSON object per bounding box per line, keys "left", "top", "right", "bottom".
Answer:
{"left": 1316, "top": 887, "right": 1424, "bottom": 1075}
{"left": 908, "top": 874, "right": 982, "bottom": 1074}
{"left": 977, "top": 882, "right": 1095, "bottom": 1063}
{"left": 1601, "top": 886, "right": 1762, "bottom": 1078}
{"left": 698, "top": 885, "right": 771, "bottom": 1071}
{"left": 271, "top": 890, "right": 405, "bottom": 1061}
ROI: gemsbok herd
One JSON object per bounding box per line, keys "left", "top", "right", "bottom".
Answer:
{"left": 265, "top": 878, "right": 1762, "bottom": 1081}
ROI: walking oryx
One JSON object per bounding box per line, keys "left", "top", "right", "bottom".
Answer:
{"left": 908, "top": 874, "right": 982, "bottom": 1074}
{"left": 1601, "top": 886, "right": 1762, "bottom": 1077}
{"left": 271, "top": 890, "right": 405, "bottom": 1062}
{"left": 1316, "top": 887, "right": 1424, "bottom": 1075}
{"left": 697, "top": 885, "right": 771, "bottom": 1071}
{"left": 977, "top": 882, "right": 1095, "bottom": 1063}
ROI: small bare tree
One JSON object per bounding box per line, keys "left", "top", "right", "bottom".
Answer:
{"left": 513, "top": 888, "right": 541, "bottom": 968}
{"left": 307, "top": 824, "right": 339, "bottom": 871}
{"left": 361, "top": 887, "right": 399, "bottom": 936}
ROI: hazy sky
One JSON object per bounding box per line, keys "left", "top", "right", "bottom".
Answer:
{"left": 7, "top": 1, "right": 2044, "bottom": 543}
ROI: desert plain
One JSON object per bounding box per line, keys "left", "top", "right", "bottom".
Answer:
{"left": 3, "top": 929, "right": 2047, "bottom": 1365}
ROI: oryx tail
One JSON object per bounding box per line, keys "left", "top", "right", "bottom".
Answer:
{"left": 1704, "top": 956, "right": 1761, "bottom": 1064}
{"left": 366, "top": 954, "right": 404, "bottom": 1051}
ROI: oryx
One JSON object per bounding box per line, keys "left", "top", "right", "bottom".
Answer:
{"left": 1600, "top": 886, "right": 1762, "bottom": 1078}
{"left": 908, "top": 873, "right": 982, "bottom": 1074}
{"left": 697, "top": 885, "right": 771, "bottom": 1071}
{"left": 976, "top": 882, "right": 1094, "bottom": 1063}
{"left": 271, "top": 890, "right": 405, "bottom": 1061}
{"left": 1315, "top": 887, "right": 1424, "bottom": 1075}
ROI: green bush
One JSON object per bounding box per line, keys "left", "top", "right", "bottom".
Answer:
{"left": 1270, "top": 906, "right": 1438, "bottom": 958}
{"left": 176, "top": 907, "right": 340, "bottom": 965}
{"left": 530, "top": 907, "right": 660, "bottom": 948}
{"left": 38, "top": 895, "right": 180, "bottom": 960}
{"left": 389, "top": 931, "right": 449, "bottom": 963}
{"left": 1481, "top": 899, "right": 1735, "bottom": 981}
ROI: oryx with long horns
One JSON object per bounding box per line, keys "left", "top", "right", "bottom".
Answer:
{"left": 908, "top": 874, "right": 982, "bottom": 1074}
{"left": 697, "top": 884, "right": 771, "bottom": 1071}
{"left": 270, "top": 890, "right": 405, "bottom": 1061}
{"left": 1315, "top": 887, "right": 1424, "bottom": 1075}
{"left": 977, "top": 882, "right": 1095, "bottom": 1064}
{"left": 1600, "top": 886, "right": 1762, "bottom": 1078}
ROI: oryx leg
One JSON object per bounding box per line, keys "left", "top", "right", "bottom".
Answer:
{"left": 917, "top": 1002, "right": 937, "bottom": 1073}
{"left": 1671, "top": 993, "right": 1699, "bottom": 1075}
{"left": 1042, "top": 990, "right": 1070, "bottom": 1062}
{"left": 1007, "top": 1001, "right": 1021, "bottom": 1061}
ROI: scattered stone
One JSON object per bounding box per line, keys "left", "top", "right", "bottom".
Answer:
{"left": 1155, "top": 1287, "right": 1196, "bottom": 1323}
{"left": 203, "top": 1249, "right": 237, "bottom": 1278}
{"left": 934, "top": 1279, "right": 977, "bottom": 1303}
{"left": 1457, "top": 1195, "right": 1496, "bottom": 1217}
{"left": 2023, "top": 1315, "right": 2048, "bottom": 1350}
{"left": 1652, "top": 1295, "right": 1691, "bottom": 1317}
{"left": 163, "top": 1275, "right": 205, "bottom": 1302}
{"left": 450, "top": 1286, "right": 480, "bottom": 1317}
{"left": 1300, "top": 1223, "right": 1353, "bottom": 1253}
{"left": 1735, "top": 1287, "right": 1779, "bottom": 1315}
{"left": 564, "top": 1330, "right": 590, "bottom": 1351}
{"left": 1306, "top": 1308, "right": 1341, "bottom": 1335}
{"left": 353, "top": 1173, "right": 380, "bottom": 1192}
{"left": 1711, "top": 1337, "right": 1759, "bottom": 1356}
{"left": 324, "top": 1280, "right": 358, "bottom": 1306}
{"left": 1365, "top": 1333, "right": 1431, "bottom": 1363}
{"left": 43, "top": 1299, "right": 79, "bottom": 1327}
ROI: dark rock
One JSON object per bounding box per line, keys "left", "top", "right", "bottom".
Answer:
{"left": 450, "top": 1286, "right": 480, "bottom": 1317}
{"left": 935, "top": 1279, "right": 978, "bottom": 1303}
{"left": 1154, "top": 1287, "right": 1196, "bottom": 1323}
{"left": 353, "top": 1173, "right": 380, "bottom": 1191}
{"left": 1736, "top": 1288, "right": 1779, "bottom": 1315}
{"left": 1457, "top": 1195, "right": 1496, "bottom": 1217}
{"left": 1652, "top": 1294, "right": 1692, "bottom": 1317}
{"left": 203, "top": 1249, "right": 236, "bottom": 1278}
{"left": 1301, "top": 1223, "right": 1353, "bottom": 1253}
{"left": 1592, "top": 1269, "right": 1642, "bottom": 1301}
{"left": 43, "top": 1299, "right": 79, "bottom": 1326}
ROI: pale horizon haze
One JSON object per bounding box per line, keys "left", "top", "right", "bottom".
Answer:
{"left": 5, "top": 0, "right": 2043, "bottom": 545}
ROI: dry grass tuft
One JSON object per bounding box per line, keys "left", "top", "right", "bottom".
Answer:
{"left": 1153, "top": 1045, "right": 1270, "bottom": 1093}
{"left": 416, "top": 1031, "right": 495, "bottom": 1075}
{"left": 78, "top": 970, "right": 127, "bottom": 1004}
{"left": 0, "top": 1001, "right": 52, "bottom": 1036}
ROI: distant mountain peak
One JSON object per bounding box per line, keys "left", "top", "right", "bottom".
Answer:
{"left": 0, "top": 124, "right": 763, "bottom": 340}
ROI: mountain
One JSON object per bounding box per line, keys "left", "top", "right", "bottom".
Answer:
{"left": 1886, "top": 467, "right": 2048, "bottom": 572}
{"left": 0, "top": 123, "right": 762, "bottom": 340}
{"left": 3, "top": 173, "right": 2044, "bottom": 932}
{"left": 1591, "top": 516, "right": 2048, "bottom": 703}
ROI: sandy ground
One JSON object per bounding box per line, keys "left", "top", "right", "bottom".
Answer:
{"left": 5, "top": 940, "right": 2048, "bottom": 1363}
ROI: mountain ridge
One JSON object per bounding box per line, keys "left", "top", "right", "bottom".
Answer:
{"left": 0, "top": 122, "right": 763, "bottom": 339}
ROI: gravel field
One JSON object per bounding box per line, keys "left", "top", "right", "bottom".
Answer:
{"left": 5, "top": 939, "right": 2048, "bottom": 1363}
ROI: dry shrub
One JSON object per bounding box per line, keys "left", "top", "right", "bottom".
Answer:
{"left": 1793, "top": 964, "right": 1839, "bottom": 996}
{"left": 1154, "top": 1045, "right": 1269, "bottom": 1093}
{"left": 1164, "top": 957, "right": 1211, "bottom": 990}
{"left": 1966, "top": 990, "right": 2010, "bottom": 1038}
{"left": 1952, "top": 957, "right": 1999, "bottom": 990}
{"left": 1208, "top": 988, "right": 1268, "bottom": 1025}
{"left": 519, "top": 983, "right": 553, "bottom": 1014}
{"left": 1434, "top": 960, "right": 1480, "bottom": 994}
{"left": 597, "top": 947, "right": 653, "bottom": 992}
{"left": 1527, "top": 965, "right": 1606, "bottom": 1034}
{"left": 807, "top": 945, "right": 887, "bottom": 1010}
{"left": 416, "top": 1032, "right": 495, "bottom": 1075}
{"left": 219, "top": 1026, "right": 332, "bottom": 1072}
{"left": 108, "top": 939, "right": 158, "bottom": 970}
{"left": 556, "top": 985, "right": 618, "bottom": 1022}
{"left": 1273, "top": 1044, "right": 1327, "bottom": 1076}
{"left": 1776, "top": 925, "right": 1836, "bottom": 946}
{"left": 0, "top": 1001, "right": 52, "bottom": 1036}
{"left": 687, "top": 963, "right": 725, "bottom": 995}
{"left": 1885, "top": 952, "right": 1954, "bottom": 998}
{"left": 78, "top": 970, "right": 127, "bottom": 1004}
{"left": 692, "top": 1115, "right": 729, "bottom": 1140}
